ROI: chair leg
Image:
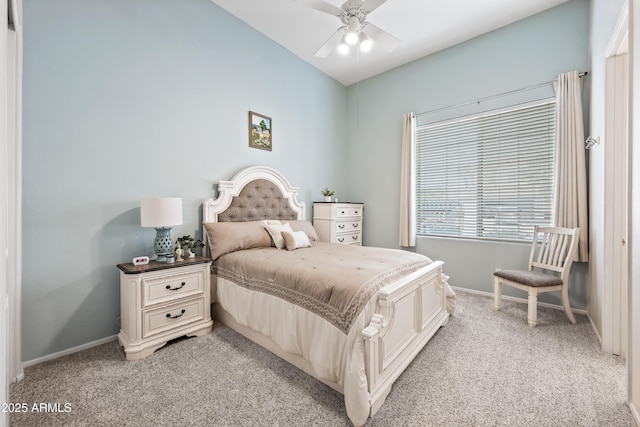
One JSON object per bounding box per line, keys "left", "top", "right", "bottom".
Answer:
{"left": 528, "top": 288, "right": 538, "bottom": 327}
{"left": 494, "top": 278, "right": 502, "bottom": 310}
{"left": 561, "top": 285, "right": 576, "bottom": 324}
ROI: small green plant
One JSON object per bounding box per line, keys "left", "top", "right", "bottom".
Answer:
{"left": 321, "top": 187, "right": 335, "bottom": 197}
{"left": 175, "top": 235, "right": 205, "bottom": 252}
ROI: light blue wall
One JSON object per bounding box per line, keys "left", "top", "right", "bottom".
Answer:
{"left": 22, "top": 0, "right": 347, "bottom": 361}
{"left": 344, "top": 0, "right": 590, "bottom": 308}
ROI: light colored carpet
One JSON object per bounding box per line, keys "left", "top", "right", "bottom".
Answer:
{"left": 10, "top": 291, "right": 633, "bottom": 426}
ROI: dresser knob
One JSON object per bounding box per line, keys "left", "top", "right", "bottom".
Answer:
{"left": 166, "top": 281, "right": 186, "bottom": 291}
{"left": 352, "top": 235, "right": 358, "bottom": 240}
{"left": 338, "top": 224, "right": 345, "bottom": 229}
{"left": 338, "top": 237, "right": 344, "bottom": 242}
{"left": 352, "top": 223, "right": 359, "bottom": 228}
{"left": 166, "top": 309, "right": 186, "bottom": 319}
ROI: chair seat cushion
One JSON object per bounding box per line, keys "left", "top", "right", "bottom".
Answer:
{"left": 493, "top": 269, "right": 563, "bottom": 287}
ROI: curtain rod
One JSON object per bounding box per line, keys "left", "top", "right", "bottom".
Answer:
{"left": 415, "top": 71, "right": 588, "bottom": 118}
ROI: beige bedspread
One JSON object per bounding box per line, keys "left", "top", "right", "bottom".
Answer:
{"left": 214, "top": 242, "right": 432, "bottom": 333}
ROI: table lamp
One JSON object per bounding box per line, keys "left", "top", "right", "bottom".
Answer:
{"left": 140, "top": 197, "right": 183, "bottom": 262}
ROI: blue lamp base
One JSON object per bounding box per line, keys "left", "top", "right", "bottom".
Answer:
{"left": 153, "top": 227, "right": 174, "bottom": 262}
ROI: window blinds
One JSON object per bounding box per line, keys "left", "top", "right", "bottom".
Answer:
{"left": 415, "top": 100, "right": 556, "bottom": 242}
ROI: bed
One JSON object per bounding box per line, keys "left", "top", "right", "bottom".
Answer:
{"left": 202, "top": 166, "right": 455, "bottom": 426}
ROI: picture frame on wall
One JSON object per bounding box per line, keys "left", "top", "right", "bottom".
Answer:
{"left": 249, "top": 111, "right": 272, "bottom": 151}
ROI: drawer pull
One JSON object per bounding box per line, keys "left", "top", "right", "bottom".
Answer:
{"left": 338, "top": 224, "right": 345, "bottom": 229}
{"left": 340, "top": 210, "right": 346, "bottom": 214}
{"left": 352, "top": 223, "right": 359, "bottom": 228}
{"left": 166, "top": 282, "right": 186, "bottom": 291}
{"left": 338, "top": 237, "right": 345, "bottom": 243}
{"left": 354, "top": 210, "right": 359, "bottom": 214}
{"left": 352, "top": 235, "right": 358, "bottom": 240}
{"left": 166, "top": 309, "right": 186, "bottom": 319}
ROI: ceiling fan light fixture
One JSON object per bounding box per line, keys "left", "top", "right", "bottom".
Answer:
{"left": 358, "top": 32, "right": 372, "bottom": 52}
{"left": 337, "top": 34, "right": 350, "bottom": 55}
{"left": 345, "top": 17, "right": 359, "bottom": 45}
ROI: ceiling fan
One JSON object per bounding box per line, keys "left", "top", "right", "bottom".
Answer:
{"left": 301, "top": 0, "right": 401, "bottom": 57}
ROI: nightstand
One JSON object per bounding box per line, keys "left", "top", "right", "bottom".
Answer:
{"left": 116, "top": 256, "right": 213, "bottom": 360}
{"left": 313, "top": 202, "right": 364, "bottom": 245}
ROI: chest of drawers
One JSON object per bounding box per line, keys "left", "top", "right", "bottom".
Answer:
{"left": 117, "top": 256, "right": 213, "bottom": 360}
{"left": 313, "top": 202, "right": 364, "bottom": 245}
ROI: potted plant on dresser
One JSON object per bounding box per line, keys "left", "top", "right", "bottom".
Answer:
{"left": 321, "top": 187, "right": 335, "bottom": 202}
{"left": 175, "top": 235, "right": 205, "bottom": 258}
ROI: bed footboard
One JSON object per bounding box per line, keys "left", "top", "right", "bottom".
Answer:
{"left": 362, "top": 260, "right": 449, "bottom": 416}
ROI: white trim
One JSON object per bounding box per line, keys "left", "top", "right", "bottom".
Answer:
{"left": 588, "top": 313, "right": 603, "bottom": 346}
{"left": 600, "top": 1, "right": 630, "bottom": 359}
{"left": 605, "top": 0, "right": 629, "bottom": 57}
{"left": 452, "top": 286, "right": 588, "bottom": 316}
{"left": 629, "top": 401, "right": 640, "bottom": 426}
{"left": 602, "top": 52, "right": 629, "bottom": 356}
{"left": 7, "top": 6, "right": 22, "bottom": 383}
{"left": 22, "top": 335, "right": 118, "bottom": 368}
{"left": 11, "top": 371, "right": 23, "bottom": 383}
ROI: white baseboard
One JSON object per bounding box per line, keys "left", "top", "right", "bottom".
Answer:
{"left": 451, "top": 286, "right": 588, "bottom": 315}
{"left": 588, "top": 313, "right": 603, "bottom": 347}
{"left": 629, "top": 401, "right": 640, "bottom": 426}
{"left": 21, "top": 335, "right": 118, "bottom": 370}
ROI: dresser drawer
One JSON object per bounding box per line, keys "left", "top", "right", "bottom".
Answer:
{"left": 335, "top": 206, "right": 362, "bottom": 218}
{"left": 336, "top": 231, "right": 361, "bottom": 245}
{"left": 143, "top": 298, "right": 205, "bottom": 339}
{"left": 142, "top": 271, "right": 205, "bottom": 307}
{"left": 336, "top": 220, "right": 361, "bottom": 234}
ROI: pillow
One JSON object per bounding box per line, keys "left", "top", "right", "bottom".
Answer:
{"left": 287, "top": 220, "right": 321, "bottom": 242}
{"left": 263, "top": 223, "right": 294, "bottom": 249}
{"left": 282, "top": 230, "right": 312, "bottom": 251}
{"left": 203, "top": 221, "right": 273, "bottom": 260}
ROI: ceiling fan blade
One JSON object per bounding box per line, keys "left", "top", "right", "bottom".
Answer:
{"left": 363, "top": 23, "right": 400, "bottom": 52}
{"left": 362, "top": 0, "right": 388, "bottom": 14}
{"left": 297, "top": 0, "right": 344, "bottom": 16}
{"left": 315, "top": 28, "right": 343, "bottom": 58}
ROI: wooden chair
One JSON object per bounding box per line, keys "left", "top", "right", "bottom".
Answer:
{"left": 493, "top": 226, "right": 579, "bottom": 327}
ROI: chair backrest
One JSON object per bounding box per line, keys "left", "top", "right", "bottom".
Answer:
{"left": 528, "top": 226, "right": 580, "bottom": 282}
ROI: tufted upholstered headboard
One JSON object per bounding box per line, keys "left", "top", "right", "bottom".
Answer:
{"left": 216, "top": 179, "right": 299, "bottom": 223}
{"left": 202, "top": 166, "right": 306, "bottom": 255}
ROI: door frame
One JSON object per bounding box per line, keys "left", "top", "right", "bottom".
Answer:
{"left": 602, "top": 3, "right": 629, "bottom": 357}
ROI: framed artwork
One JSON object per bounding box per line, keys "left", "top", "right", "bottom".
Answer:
{"left": 249, "top": 111, "right": 272, "bottom": 151}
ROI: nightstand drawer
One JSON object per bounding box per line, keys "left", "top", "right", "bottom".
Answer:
{"left": 143, "top": 271, "right": 204, "bottom": 307}
{"left": 335, "top": 207, "right": 362, "bottom": 218}
{"left": 143, "top": 298, "right": 205, "bottom": 339}
{"left": 336, "top": 231, "right": 361, "bottom": 245}
{"left": 336, "top": 220, "right": 361, "bottom": 234}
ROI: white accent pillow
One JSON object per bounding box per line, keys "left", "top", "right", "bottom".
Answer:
{"left": 282, "top": 230, "right": 311, "bottom": 251}
{"left": 263, "top": 223, "right": 294, "bottom": 249}
{"left": 260, "top": 220, "right": 282, "bottom": 226}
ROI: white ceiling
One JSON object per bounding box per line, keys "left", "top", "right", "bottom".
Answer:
{"left": 210, "top": 0, "right": 571, "bottom": 86}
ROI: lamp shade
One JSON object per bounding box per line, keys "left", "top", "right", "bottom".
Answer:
{"left": 140, "top": 197, "right": 183, "bottom": 228}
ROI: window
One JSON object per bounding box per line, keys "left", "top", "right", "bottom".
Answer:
{"left": 415, "top": 100, "right": 556, "bottom": 242}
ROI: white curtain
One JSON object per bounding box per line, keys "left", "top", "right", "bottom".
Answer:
{"left": 553, "top": 71, "right": 588, "bottom": 262}
{"left": 399, "top": 113, "right": 416, "bottom": 247}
